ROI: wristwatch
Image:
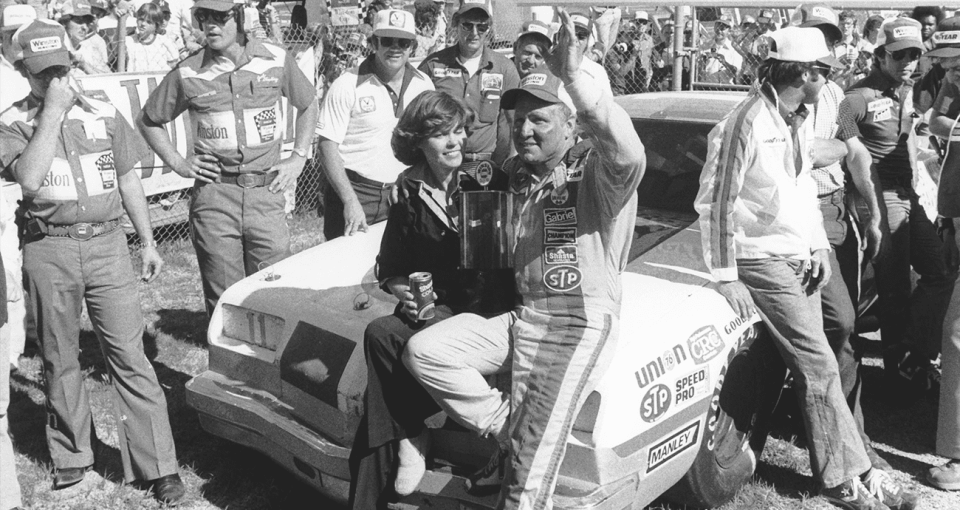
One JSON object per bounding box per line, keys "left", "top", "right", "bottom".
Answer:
{"left": 292, "top": 147, "right": 307, "bottom": 158}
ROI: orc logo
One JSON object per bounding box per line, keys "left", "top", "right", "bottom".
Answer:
{"left": 543, "top": 265, "right": 582, "bottom": 292}
{"left": 687, "top": 325, "right": 724, "bottom": 364}
{"left": 640, "top": 383, "right": 671, "bottom": 423}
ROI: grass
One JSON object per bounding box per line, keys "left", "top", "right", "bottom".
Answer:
{"left": 8, "top": 212, "right": 960, "bottom": 509}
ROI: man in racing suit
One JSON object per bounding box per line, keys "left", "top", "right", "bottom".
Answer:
{"left": 403, "top": 9, "right": 645, "bottom": 508}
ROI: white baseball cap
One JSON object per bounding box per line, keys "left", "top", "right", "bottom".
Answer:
{"left": 767, "top": 26, "right": 842, "bottom": 68}
{"left": 373, "top": 9, "right": 416, "bottom": 40}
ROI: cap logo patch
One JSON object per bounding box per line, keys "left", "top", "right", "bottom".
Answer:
{"left": 893, "top": 26, "right": 920, "bottom": 39}
{"left": 389, "top": 11, "right": 403, "bottom": 27}
{"left": 811, "top": 7, "right": 835, "bottom": 24}
{"left": 463, "top": 0, "right": 483, "bottom": 5}
{"left": 522, "top": 74, "right": 546, "bottom": 87}
{"left": 29, "top": 36, "right": 61, "bottom": 52}
{"left": 934, "top": 31, "right": 960, "bottom": 45}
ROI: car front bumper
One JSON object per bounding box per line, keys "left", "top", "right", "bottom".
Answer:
{"left": 185, "top": 370, "right": 352, "bottom": 503}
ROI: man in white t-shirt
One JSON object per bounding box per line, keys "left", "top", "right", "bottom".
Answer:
{"left": 316, "top": 9, "right": 434, "bottom": 240}
{"left": 699, "top": 15, "right": 743, "bottom": 84}
{"left": 570, "top": 12, "right": 612, "bottom": 95}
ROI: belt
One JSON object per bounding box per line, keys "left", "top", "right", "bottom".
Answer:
{"left": 463, "top": 152, "right": 493, "bottom": 162}
{"left": 46, "top": 218, "right": 121, "bottom": 241}
{"left": 817, "top": 187, "right": 845, "bottom": 200}
{"left": 346, "top": 169, "right": 392, "bottom": 189}
{"left": 219, "top": 172, "right": 277, "bottom": 188}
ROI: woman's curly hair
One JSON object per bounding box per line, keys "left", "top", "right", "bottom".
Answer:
{"left": 391, "top": 90, "right": 474, "bottom": 167}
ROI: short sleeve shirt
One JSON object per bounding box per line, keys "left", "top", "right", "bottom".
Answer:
{"left": 418, "top": 46, "right": 519, "bottom": 157}
{"left": 142, "top": 39, "right": 316, "bottom": 173}
{"left": 316, "top": 56, "right": 435, "bottom": 183}
{"left": 0, "top": 95, "right": 148, "bottom": 225}
{"left": 839, "top": 69, "right": 915, "bottom": 184}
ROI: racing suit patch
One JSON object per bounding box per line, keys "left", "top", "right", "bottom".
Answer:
{"left": 543, "top": 265, "right": 582, "bottom": 292}
{"left": 358, "top": 96, "right": 376, "bottom": 113}
{"left": 544, "top": 227, "right": 576, "bottom": 244}
{"left": 78, "top": 151, "right": 116, "bottom": 197}
{"left": 550, "top": 186, "right": 569, "bottom": 205}
{"left": 433, "top": 67, "right": 461, "bottom": 79}
{"left": 543, "top": 245, "right": 578, "bottom": 264}
{"left": 544, "top": 208, "right": 577, "bottom": 225}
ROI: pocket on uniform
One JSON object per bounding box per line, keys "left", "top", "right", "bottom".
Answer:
{"left": 478, "top": 94, "right": 500, "bottom": 123}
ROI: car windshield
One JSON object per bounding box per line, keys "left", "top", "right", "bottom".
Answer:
{"left": 634, "top": 118, "right": 714, "bottom": 216}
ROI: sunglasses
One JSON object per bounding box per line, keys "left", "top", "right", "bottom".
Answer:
{"left": 378, "top": 36, "right": 413, "bottom": 49}
{"left": 195, "top": 9, "right": 235, "bottom": 26}
{"left": 889, "top": 48, "right": 922, "bottom": 61}
{"left": 459, "top": 21, "right": 490, "bottom": 34}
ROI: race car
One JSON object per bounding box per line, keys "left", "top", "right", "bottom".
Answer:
{"left": 184, "top": 91, "right": 788, "bottom": 509}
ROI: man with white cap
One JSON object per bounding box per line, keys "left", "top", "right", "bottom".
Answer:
{"left": 419, "top": 0, "right": 518, "bottom": 177}
{"left": 0, "top": 4, "right": 34, "bottom": 111}
{"left": 315, "top": 8, "right": 433, "bottom": 241}
{"left": 513, "top": 19, "right": 550, "bottom": 79}
{"left": 139, "top": 0, "right": 318, "bottom": 316}
{"left": 696, "top": 26, "right": 918, "bottom": 510}
{"left": 0, "top": 19, "right": 185, "bottom": 503}
{"left": 924, "top": 16, "right": 960, "bottom": 491}
{"left": 840, "top": 17, "right": 955, "bottom": 398}
{"left": 792, "top": 2, "right": 895, "bottom": 474}
{"left": 404, "top": 8, "right": 645, "bottom": 507}
{"left": 568, "top": 11, "right": 611, "bottom": 94}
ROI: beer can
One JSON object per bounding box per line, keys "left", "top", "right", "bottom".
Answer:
{"left": 409, "top": 272, "right": 436, "bottom": 320}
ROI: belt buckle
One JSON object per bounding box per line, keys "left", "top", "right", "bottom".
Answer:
{"left": 68, "top": 223, "right": 94, "bottom": 241}
{"left": 237, "top": 174, "right": 260, "bottom": 188}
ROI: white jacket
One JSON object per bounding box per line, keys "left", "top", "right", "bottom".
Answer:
{"left": 695, "top": 82, "right": 829, "bottom": 282}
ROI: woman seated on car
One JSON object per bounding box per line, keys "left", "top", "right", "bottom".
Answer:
{"left": 348, "top": 90, "right": 517, "bottom": 509}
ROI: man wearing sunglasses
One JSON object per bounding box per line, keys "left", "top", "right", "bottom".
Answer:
{"left": 316, "top": 9, "right": 434, "bottom": 240}
{"left": 418, "top": 0, "right": 518, "bottom": 175}
{"left": 139, "top": 0, "right": 318, "bottom": 317}
{"left": 0, "top": 19, "right": 185, "bottom": 504}
{"left": 840, "top": 17, "right": 956, "bottom": 402}
{"left": 792, "top": 3, "right": 899, "bottom": 482}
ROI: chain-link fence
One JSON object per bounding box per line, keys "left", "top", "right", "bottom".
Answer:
{"left": 44, "top": 1, "right": 915, "bottom": 248}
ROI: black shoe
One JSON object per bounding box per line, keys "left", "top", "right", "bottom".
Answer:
{"left": 464, "top": 445, "right": 506, "bottom": 497}
{"left": 53, "top": 466, "right": 90, "bottom": 490}
{"left": 152, "top": 473, "right": 186, "bottom": 504}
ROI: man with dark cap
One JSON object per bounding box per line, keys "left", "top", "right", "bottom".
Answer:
{"left": 419, "top": 0, "right": 519, "bottom": 174}
{"left": 404, "top": 9, "right": 645, "bottom": 507}
{"left": 513, "top": 19, "right": 550, "bottom": 79}
{"left": 840, "top": 17, "right": 955, "bottom": 397}
{"left": 138, "top": 0, "right": 318, "bottom": 316}
{"left": 697, "top": 25, "right": 918, "bottom": 510}
{"left": 0, "top": 19, "right": 184, "bottom": 503}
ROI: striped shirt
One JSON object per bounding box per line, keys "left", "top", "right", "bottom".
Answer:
{"left": 142, "top": 39, "right": 315, "bottom": 173}
{"left": 0, "top": 95, "right": 146, "bottom": 225}
{"left": 695, "top": 82, "right": 829, "bottom": 282}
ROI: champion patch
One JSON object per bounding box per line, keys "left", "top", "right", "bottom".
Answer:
{"left": 543, "top": 265, "right": 582, "bottom": 292}
{"left": 544, "top": 245, "right": 578, "bottom": 264}
{"left": 359, "top": 96, "right": 376, "bottom": 113}
{"left": 544, "top": 227, "right": 576, "bottom": 244}
{"left": 544, "top": 208, "right": 576, "bottom": 225}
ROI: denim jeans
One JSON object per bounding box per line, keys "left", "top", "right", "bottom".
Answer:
{"left": 876, "top": 185, "right": 955, "bottom": 365}
{"left": 819, "top": 191, "right": 869, "bottom": 447}
{"left": 938, "top": 231, "right": 960, "bottom": 459}
{"left": 738, "top": 258, "right": 871, "bottom": 487}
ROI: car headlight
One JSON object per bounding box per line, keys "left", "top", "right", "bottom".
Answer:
{"left": 221, "top": 303, "right": 285, "bottom": 351}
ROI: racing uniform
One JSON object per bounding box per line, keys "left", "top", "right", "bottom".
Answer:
{"left": 418, "top": 45, "right": 519, "bottom": 171}
{"left": 840, "top": 68, "right": 954, "bottom": 372}
{"left": 404, "top": 73, "right": 644, "bottom": 509}
{"left": 142, "top": 38, "right": 316, "bottom": 316}
{"left": 695, "top": 82, "right": 871, "bottom": 488}
{"left": 0, "top": 94, "right": 179, "bottom": 482}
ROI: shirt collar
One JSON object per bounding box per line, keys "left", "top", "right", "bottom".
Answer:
{"left": 201, "top": 38, "right": 275, "bottom": 69}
